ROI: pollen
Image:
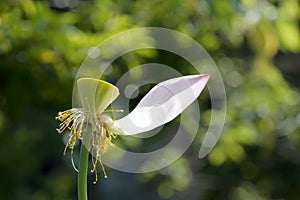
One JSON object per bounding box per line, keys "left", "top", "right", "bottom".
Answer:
{"left": 56, "top": 108, "right": 85, "bottom": 155}
{"left": 56, "top": 109, "right": 122, "bottom": 183}
{"left": 89, "top": 114, "right": 120, "bottom": 183}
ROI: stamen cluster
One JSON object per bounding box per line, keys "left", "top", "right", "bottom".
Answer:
{"left": 56, "top": 108, "right": 122, "bottom": 182}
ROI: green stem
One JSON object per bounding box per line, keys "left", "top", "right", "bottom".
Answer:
{"left": 78, "top": 127, "right": 92, "bottom": 200}
{"left": 78, "top": 143, "right": 89, "bottom": 200}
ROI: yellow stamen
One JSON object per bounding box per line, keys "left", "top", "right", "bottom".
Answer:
{"left": 100, "top": 161, "right": 108, "bottom": 179}
{"left": 91, "top": 153, "right": 99, "bottom": 184}
{"left": 56, "top": 109, "right": 120, "bottom": 183}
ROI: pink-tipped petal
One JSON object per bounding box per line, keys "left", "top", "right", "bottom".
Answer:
{"left": 115, "top": 74, "right": 210, "bottom": 135}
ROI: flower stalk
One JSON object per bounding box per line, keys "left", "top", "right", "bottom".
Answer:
{"left": 78, "top": 140, "right": 89, "bottom": 200}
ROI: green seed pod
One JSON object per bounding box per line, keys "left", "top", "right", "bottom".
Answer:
{"left": 77, "top": 78, "right": 119, "bottom": 113}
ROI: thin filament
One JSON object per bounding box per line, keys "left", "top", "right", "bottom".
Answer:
{"left": 104, "top": 109, "right": 124, "bottom": 113}
{"left": 71, "top": 150, "right": 79, "bottom": 172}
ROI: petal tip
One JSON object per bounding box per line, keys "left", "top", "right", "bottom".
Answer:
{"left": 198, "top": 74, "right": 210, "bottom": 79}
{"left": 197, "top": 74, "right": 210, "bottom": 84}
{"left": 188, "top": 74, "right": 210, "bottom": 86}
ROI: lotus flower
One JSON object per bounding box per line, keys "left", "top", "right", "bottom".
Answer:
{"left": 56, "top": 74, "right": 210, "bottom": 184}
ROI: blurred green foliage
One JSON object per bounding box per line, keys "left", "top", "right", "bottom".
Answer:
{"left": 0, "top": 0, "right": 299, "bottom": 199}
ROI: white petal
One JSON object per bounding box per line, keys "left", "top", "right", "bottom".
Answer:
{"left": 115, "top": 74, "right": 210, "bottom": 135}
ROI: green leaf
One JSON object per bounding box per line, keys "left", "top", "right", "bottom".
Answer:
{"left": 77, "top": 78, "right": 119, "bottom": 113}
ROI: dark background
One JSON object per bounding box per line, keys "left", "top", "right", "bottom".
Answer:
{"left": 0, "top": 0, "right": 299, "bottom": 199}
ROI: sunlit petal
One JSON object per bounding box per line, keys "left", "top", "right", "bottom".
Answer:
{"left": 115, "top": 74, "right": 210, "bottom": 135}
